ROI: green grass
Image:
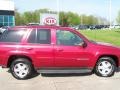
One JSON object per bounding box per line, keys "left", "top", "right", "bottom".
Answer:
{"left": 79, "top": 29, "right": 120, "bottom": 46}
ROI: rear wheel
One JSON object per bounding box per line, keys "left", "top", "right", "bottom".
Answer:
{"left": 95, "top": 57, "right": 116, "bottom": 77}
{"left": 10, "top": 58, "right": 33, "bottom": 80}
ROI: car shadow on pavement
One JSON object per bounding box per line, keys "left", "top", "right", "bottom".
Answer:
{"left": 7, "top": 69, "right": 40, "bottom": 79}
{"left": 41, "top": 73, "right": 93, "bottom": 77}
{"left": 7, "top": 69, "right": 93, "bottom": 79}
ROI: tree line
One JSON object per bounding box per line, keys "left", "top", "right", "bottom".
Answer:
{"left": 15, "top": 9, "right": 110, "bottom": 26}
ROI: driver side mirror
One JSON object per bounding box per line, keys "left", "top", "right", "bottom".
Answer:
{"left": 79, "top": 41, "right": 87, "bottom": 48}
{"left": 82, "top": 41, "right": 87, "bottom": 48}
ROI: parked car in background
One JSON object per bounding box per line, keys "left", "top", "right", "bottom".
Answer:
{"left": 0, "top": 25, "right": 120, "bottom": 80}
{"left": 109, "top": 25, "right": 120, "bottom": 29}
{"left": 115, "top": 25, "right": 120, "bottom": 29}
{"left": 0, "top": 26, "right": 9, "bottom": 34}
{"left": 78, "top": 25, "right": 89, "bottom": 30}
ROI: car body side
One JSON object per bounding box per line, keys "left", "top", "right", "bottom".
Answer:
{"left": 0, "top": 26, "right": 120, "bottom": 72}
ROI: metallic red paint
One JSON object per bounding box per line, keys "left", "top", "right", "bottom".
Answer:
{"left": 0, "top": 26, "right": 120, "bottom": 70}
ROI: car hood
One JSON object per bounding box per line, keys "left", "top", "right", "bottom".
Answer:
{"left": 95, "top": 41, "right": 120, "bottom": 50}
{"left": 96, "top": 42, "right": 113, "bottom": 46}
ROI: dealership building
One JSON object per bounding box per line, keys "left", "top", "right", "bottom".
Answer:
{"left": 0, "top": 0, "right": 15, "bottom": 27}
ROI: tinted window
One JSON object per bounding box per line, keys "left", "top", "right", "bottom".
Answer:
{"left": 0, "top": 30, "right": 26, "bottom": 42}
{"left": 37, "top": 29, "right": 51, "bottom": 44}
{"left": 56, "top": 30, "right": 83, "bottom": 46}
{"left": 28, "top": 30, "right": 36, "bottom": 43}
{"left": 9, "top": 16, "right": 14, "bottom": 22}
{"left": 0, "top": 23, "right": 3, "bottom": 27}
{"left": 27, "top": 29, "right": 51, "bottom": 44}
{"left": 0, "top": 15, "right": 15, "bottom": 26}
{"left": 4, "top": 16, "right": 8, "bottom": 22}
{"left": 0, "top": 16, "right": 3, "bottom": 22}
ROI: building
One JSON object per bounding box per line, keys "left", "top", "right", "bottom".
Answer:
{"left": 0, "top": 0, "right": 15, "bottom": 27}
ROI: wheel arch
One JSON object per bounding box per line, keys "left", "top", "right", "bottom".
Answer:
{"left": 96, "top": 54, "right": 119, "bottom": 67}
{"left": 7, "top": 55, "right": 33, "bottom": 68}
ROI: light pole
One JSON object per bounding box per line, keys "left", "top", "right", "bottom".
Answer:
{"left": 109, "top": 0, "right": 112, "bottom": 29}
{"left": 56, "top": 0, "right": 60, "bottom": 26}
{"left": 81, "top": 15, "right": 83, "bottom": 25}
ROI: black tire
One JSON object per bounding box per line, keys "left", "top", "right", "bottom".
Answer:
{"left": 94, "top": 57, "right": 116, "bottom": 77}
{"left": 10, "top": 58, "right": 34, "bottom": 80}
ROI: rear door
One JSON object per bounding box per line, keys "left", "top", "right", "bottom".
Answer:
{"left": 26, "top": 29, "right": 54, "bottom": 68}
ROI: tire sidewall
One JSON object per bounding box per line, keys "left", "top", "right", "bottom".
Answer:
{"left": 95, "top": 57, "right": 116, "bottom": 77}
{"left": 10, "top": 58, "right": 32, "bottom": 80}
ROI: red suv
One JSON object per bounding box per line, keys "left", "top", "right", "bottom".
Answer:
{"left": 0, "top": 26, "right": 120, "bottom": 80}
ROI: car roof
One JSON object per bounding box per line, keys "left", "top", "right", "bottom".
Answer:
{"left": 8, "top": 25, "right": 90, "bottom": 43}
{"left": 9, "top": 25, "right": 73, "bottom": 30}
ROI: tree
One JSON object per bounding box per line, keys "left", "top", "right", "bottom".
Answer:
{"left": 15, "top": 9, "right": 24, "bottom": 25}
{"left": 15, "top": 8, "right": 109, "bottom": 26}
{"left": 67, "top": 12, "right": 80, "bottom": 25}
{"left": 15, "top": 9, "right": 50, "bottom": 25}
{"left": 23, "top": 12, "right": 34, "bottom": 24}
{"left": 59, "top": 12, "right": 68, "bottom": 26}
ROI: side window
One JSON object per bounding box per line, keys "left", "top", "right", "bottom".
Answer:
{"left": 28, "top": 30, "right": 36, "bottom": 43}
{"left": 56, "top": 30, "right": 83, "bottom": 46}
{"left": 0, "top": 30, "right": 26, "bottom": 43}
{"left": 37, "top": 29, "right": 51, "bottom": 44}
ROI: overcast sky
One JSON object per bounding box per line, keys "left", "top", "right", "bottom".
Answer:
{"left": 13, "top": 0, "right": 120, "bottom": 22}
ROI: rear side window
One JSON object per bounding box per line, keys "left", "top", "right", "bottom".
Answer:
{"left": 28, "top": 30, "right": 36, "bottom": 43}
{"left": 28, "top": 29, "right": 51, "bottom": 44}
{"left": 37, "top": 29, "right": 51, "bottom": 44}
{"left": 0, "top": 30, "right": 26, "bottom": 43}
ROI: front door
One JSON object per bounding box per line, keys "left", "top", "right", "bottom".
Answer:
{"left": 54, "top": 30, "right": 92, "bottom": 67}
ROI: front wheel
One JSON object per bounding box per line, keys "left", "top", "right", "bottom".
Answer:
{"left": 10, "top": 58, "right": 33, "bottom": 80}
{"left": 95, "top": 57, "right": 116, "bottom": 77}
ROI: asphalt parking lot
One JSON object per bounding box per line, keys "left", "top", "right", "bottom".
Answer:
{"left": 0, "top": 67, "right": 120, "bottom": 90}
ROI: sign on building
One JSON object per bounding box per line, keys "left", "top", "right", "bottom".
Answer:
{"left": 40, "top": 13, "right": 59, "bottom": 26}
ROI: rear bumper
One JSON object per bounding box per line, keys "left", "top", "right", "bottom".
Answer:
{"left": 0, "top": 64, "right": 7, "bottom": 68}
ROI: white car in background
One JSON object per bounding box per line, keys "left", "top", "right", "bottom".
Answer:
{"left": 109, "top": 25, "right": 120, "bottom": 29}
{"left": 0, "top": 26, "right": 9, "bottom": 34}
